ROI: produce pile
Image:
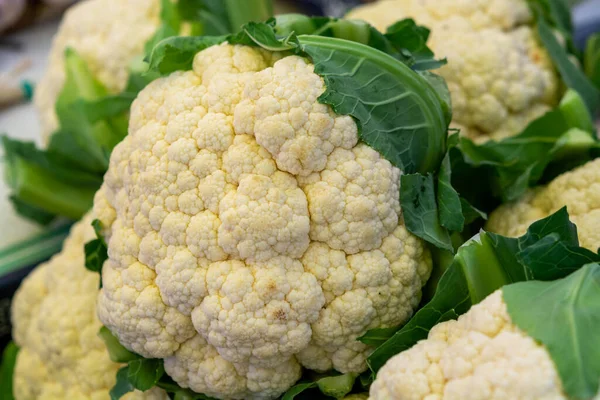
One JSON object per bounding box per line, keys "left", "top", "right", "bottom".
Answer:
{"left": 1, "top": 0, "right": 599, "bottom": 399}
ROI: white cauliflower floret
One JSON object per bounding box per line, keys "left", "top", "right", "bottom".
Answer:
{"left": 165, "top": 335, "right": 301, "bottom": 400}
{"left": 34, "top": 0, "right": 161, "bottom": 139}
{"left": 235, "top": 56, "right": 358, "bottom": 176}
{"left": 297, "top": 225, "right": 430, "bottom": 373}
{"left": 487, "top": 158, "right": 600, "bottom": 251}
{"left": 346, "top": 0, "right": 532, "bottom": 32}
{"left": 93, "top": 43, "right": 432, "bottom": 399}
{"left": 302, "top": 145, "right": 401, "bottom": 254}
{"left": 11, "top": 215, "right": 167, "bottom": 400}
{"left": 218, "top": 173, "right": 310, "bottom": 261}
{"left": 191, "top": 258, "right": 325, "bottom": 366}
{"left": 369, "top": 290, "right": 566, "bottom": 400}
{"left": 347, "top": 0, "right": 559, "bottom": 142}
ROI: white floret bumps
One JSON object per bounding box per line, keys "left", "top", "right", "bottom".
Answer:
{"left": 94, "top": 43, "right": 432, "bottom": 399}
{"left": 347, "top": 0, "right": 559, "bottom": 142}
{"left": 369, "top": 290, "right": 566, "bottom": 400}
{"left": 34, "top": 0, "right": 161, "bottom": 140}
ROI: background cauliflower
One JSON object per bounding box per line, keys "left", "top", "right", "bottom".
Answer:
{"left": 92, "top": 42, "right": 433, "bottom": 399}
{"left": 347, "top": 0, "right": 560, "bottom": 142}
{"left": 369, "top": 289, "right": 566, "bottom": 400}
{"left": 486, "top": 158, "right": 600, "bottom": 251}
{"left": 10, "top": 214, "right": 167, "bottom": 400}
{"left": 365, "top": 205, "right": 600, "bottom": 400}
{"left": 34, "top": 0, "right": 161, "bottom": 140}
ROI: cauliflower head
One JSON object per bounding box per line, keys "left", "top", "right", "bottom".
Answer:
{"left": 93, "top": 42, "right": 433, "bottom": 399}
{"left": 369, "top": 289, "right": 566, "bottom": 400}
{"left": 347, "top": 0, "right": 559, "bottom": 142}
{"left": 486, "top": 158, "right": 600, "bottom": 251}
{"left": 34, "top": 0, "right": 161, "bottom": 140}
{"left": 11, "top": 214, "right": 167, "bottom": 400}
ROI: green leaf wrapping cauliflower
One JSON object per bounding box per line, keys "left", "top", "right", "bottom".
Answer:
{"left": 370, "top": 289, "right": 565, "bottom": 400}
{"left": 346, "top": 0, "right": 560, "bottom": 142}
{"left": 92, "top": 42, "right": 433, "bottom": 399}
{"left": 34, "top": 0, "right": 162, "bottom": 140}
{"left": 486, "top": 158, "right": 600, "bottom": 251}
{"left": 10, "top": 214, "right": 168, "bottom": 400}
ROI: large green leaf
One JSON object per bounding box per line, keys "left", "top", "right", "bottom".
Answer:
{"left": 364, "top": 208, "right": 600, "bottom": 374}
{"left": 299, "top": 35, "right": 447, "bottom": 173}
{"left": 504, "top": 263, "right": 600, "bottom": 399}
{"left": 400, "top": 173, "right": 453, "bottom": 251}
{"left": 399, "top": 143, "right": 485, "bottom": 251}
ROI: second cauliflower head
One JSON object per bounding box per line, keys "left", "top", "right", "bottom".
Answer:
{"left": 93, "top": 42, "right": 432, "bottom": 399}
{"left": 347, "top": 0, "right": 559, "bottom": 142}
{"left": 34, "top": 0, "right": 162, "bottom": 140}
{"left": 11, "top": 214, "right": 167, "bottom": 400}
{"left": 369, "top": 289, "right": 566, "bottom": 400}
{"left": 486, "top": 158, "right": 600, "bottom": 251}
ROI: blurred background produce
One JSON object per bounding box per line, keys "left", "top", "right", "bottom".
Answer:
{"left": 0, "top": 0, "right": 598, "bottom": 369}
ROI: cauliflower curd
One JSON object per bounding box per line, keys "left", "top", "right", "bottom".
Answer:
{"left": 93, "top": 43, "right": 432, "bottom": 399}
{"left": 487, "top": 158, "right": 600, "bottom": 251}
{"left": 11, "top": 215, "right": 167, "bottom": 400}
{"left": 347, "top": 0, "right": 559, "bottom": 142}
{"left": 369, "top": 290, "right": 565, "bottom": 400}
{"left": 34, "top": 0, "right": 161, "bottom": 139}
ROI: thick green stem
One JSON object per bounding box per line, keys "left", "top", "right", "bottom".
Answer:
{"left": 225, "top": 0, "right": 273, "bottom": 32}
{"left": 455, "top": 234, "right": 514, "bottom": 304}
{"left": 0, "top": 224, "right": 70, "bottom": 277}
{"left": 6, "top": 157, "right": 94, "bottom": 220}
{"left": 316, "top": 374, "right": 357, "bottom": 399}
{"left": 559, "top": 89, "right": 595, "bottom": 133}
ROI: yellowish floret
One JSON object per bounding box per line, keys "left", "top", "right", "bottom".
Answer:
{"left": 93, "top": 42, "right": 432, "bottom": 399}
{"left": 487, "top": 158, "right": 600, "bottom": 251}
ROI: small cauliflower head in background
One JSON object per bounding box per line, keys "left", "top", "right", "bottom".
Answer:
{"left": 34, "top": 0, "right": 161, "bottom": 140}
{"left": 93, "top": 42, "right": 432, "bottom": 399}
{"left": 347, "top": 0, "right": 559, "bottom": 143}
{"left": 369, "top": 290, "right": 566, "bottom": 400}
{"left": 11, "top": 214, "right": 167, "bottom": 400}
{"left": 487, "top": 158, "right": 600, "bottom": 251}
